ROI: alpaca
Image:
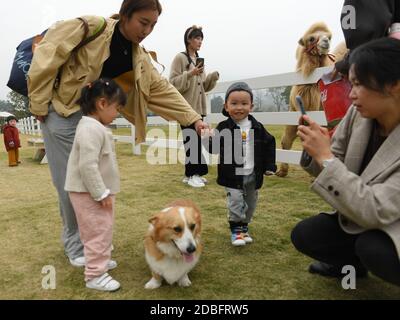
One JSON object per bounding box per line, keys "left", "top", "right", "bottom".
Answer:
{"left": 276, "top": 22, "right": 337, "bottom": 178}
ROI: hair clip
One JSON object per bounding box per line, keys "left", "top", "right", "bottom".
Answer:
{"left": 187, "top": 25, "right": 203, "bottom": 40}
{"left": 87, "top": 82, "right": 92, "bottom": 89}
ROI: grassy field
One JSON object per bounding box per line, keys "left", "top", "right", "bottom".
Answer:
{"left": 1, "top": 132, "right": 400, "bottom": 300}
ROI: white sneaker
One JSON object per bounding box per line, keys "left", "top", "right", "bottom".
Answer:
{"left": 242, "top": 233, "right": 254, "bottom": 244}
{"left": 69, "top": 256, "right": 86, "bottom": 267}
{"left": 184, "top": 176, "right": 207, "bottom": 184}
{"left": 86, "top": 273, "right": 120, "bottom": 292}
{"left": 200, "top": 176, "right": 208, "bottom": 184}
{"left": 69, "top": 257, "right": 118, "bottom": 270}
{"left": 187, "top": 175, "right": 205, "bottom": 188}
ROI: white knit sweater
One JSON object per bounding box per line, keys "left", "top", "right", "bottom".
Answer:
{"left": 65, "top": 116, "right": 120, "bottom": 200}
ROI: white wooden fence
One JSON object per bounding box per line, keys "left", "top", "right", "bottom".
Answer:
{"left": 17, "top": 116, "right": 42, "bottom": 136}
{"left": 17, "top": 66, "right": 332, "bottom": 165}
{"left": 112, "top": 66, "right": 332, "bottom": 164}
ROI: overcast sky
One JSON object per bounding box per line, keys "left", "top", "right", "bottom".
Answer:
{"left": 0, "top": 0, "right": 345, "bottom": 101}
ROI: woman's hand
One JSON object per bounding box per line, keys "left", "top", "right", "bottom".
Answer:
{"left": 35, "top": 116, "right": 47, "bottom": 123}
{"left": 194, "top": 120, "right": 210, "bottom": 136}
{"left": 297, "top": 115, "right": 334, "bottom": 166}
{"left": 100, "top": 196, "right": 113, "bottom": 210}
{"left": 190, "top": 66, "right": 204, "bottom": 76}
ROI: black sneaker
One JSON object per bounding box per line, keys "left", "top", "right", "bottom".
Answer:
{"left": 309, "top": 261, "right": 368, "bottom": 278}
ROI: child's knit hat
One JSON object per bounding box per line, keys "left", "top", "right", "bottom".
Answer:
{"left": 223, "top": 82, "right": 254, "bottom": 116}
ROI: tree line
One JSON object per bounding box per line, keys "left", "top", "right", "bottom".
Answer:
{"left": 0, "top": 91, "right": 31, "bottom": 119}
{"left": 211, "top": 86, "right": 292, "bottom": 114}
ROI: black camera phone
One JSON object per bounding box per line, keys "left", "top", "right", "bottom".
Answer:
{"left": 296, "top": 96, "right": 307, "bottom": 116}
{"left": 196, "top": 58, "right": 205, "bottom": 68}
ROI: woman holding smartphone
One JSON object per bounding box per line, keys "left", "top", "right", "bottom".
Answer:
{"left": 291, "top": 38, "right": 400, "bottom": 287}
{"left": 170, "top": 25, "right": 219, "bottom": 188}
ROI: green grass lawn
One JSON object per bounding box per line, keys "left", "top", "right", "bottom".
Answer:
{"left": 1, "top": 133, "right": 400, "bottom": 300}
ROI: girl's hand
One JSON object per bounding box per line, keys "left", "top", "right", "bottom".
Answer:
{"left": 100, "top": 196, "right": 113, "bottom": 210}
{"left": 297, "top": 115, "right": 334, "bottom": 166}
{"left": 191, "top": 66, "right": 204, "bottom": 76}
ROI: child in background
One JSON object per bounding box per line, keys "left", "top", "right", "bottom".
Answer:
{"left": 65, "top": 78, "right": 126, "bottom": 292}
{"left": 3, "top": 116, "right": 21, "bottom": 167}
{"left": 207, "top": 82, "right": 277, "bottom": 246}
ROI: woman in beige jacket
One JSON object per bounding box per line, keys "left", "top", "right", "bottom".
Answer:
{"left": 27, "top": 0, "right": 208, "bottom": 266}
{"left": 169, "top": 26, "right": 219, "bottom": 188}
{"left": 292, "top": 38, "right": 400, "bottom": 287}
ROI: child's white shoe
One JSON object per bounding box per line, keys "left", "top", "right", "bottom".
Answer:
{"left": 69, "top": 256, "right": 86, "bottom": 267}
{"left": 86, "top": 273, "right": 120, "bottom": 292}
{"left": 242, "top": 233, "right": 253, "bottom": 244}
{"left": 69, "top": 257, "right": 117, "bottom": 270}
{"left": 231, "top": 228, "right": 246, "bottom": 247}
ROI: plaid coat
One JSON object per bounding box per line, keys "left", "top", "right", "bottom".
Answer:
{"left": 303, "top": 106, "right": 400, "bottom": 260}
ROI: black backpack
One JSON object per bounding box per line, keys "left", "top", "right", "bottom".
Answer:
{"left": 7, "top": 17, "right": 107, "bottom": 97}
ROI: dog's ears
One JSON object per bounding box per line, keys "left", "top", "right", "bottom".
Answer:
{"left": 298, "top": 38, "right": 305, "bottom": 47}
{"left": 149, "top": 215, "right": 160, "bottom": 226}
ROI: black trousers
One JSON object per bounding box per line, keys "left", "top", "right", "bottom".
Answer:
{"left": 181, "top": 123, "right": 208, "bottom": 178}
{"left": 291, "top": 213, "right": 400, "bottom": 287}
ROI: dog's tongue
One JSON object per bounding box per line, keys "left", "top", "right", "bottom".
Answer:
{"left": 183, "top": 253, "right": 194, "bottom": 263}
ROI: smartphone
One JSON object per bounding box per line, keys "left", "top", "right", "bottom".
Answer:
{"left": 196, "top": 58, "right": 205, "bottom": 68}
{"left": 296, "top": 96, "right": 307, "bottom": 116}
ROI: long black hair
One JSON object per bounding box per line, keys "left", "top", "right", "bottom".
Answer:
{"left": 349, "top": 37, "right": 400, "bottom": 93}
{"left": 77, "top": 78, "right": 127, "bottom": 116}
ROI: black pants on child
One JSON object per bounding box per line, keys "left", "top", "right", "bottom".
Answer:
{"left": 181, "top": 123, "right": 208, "bottom": 178}
{"left": 291, "top": 213, "right": 400, "bottom": 287}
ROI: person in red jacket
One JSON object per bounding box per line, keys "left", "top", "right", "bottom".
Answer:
{"left": 2, "top": 115, "right": 21, "bottom": 167}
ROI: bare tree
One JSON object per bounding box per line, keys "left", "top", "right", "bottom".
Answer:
{"left": 267, "top": 87, "right": 287, "bottom": 112}
{"left": 253, "top": 89, "right": 266, "bottom": 112}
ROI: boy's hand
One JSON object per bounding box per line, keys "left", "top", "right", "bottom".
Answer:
{"left": 100, "top": 196, "right": 113, "bottom": 210}
{"left": 200, "top": 128, "right": 215, "bottom": 139}
{"left": 9, "top": 141, "right": 15, "bottom": 148}
{"left": 194, "top": 120, "right": 209, "bottom": 136}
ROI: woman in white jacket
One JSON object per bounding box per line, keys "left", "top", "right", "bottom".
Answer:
{"left": 169, "top": 26, "right": 219, "bottom": 188}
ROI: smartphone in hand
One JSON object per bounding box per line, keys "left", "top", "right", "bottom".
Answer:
{"left": 296, "top": 95, "right": 310, "bottom": 126}
{"left": 296, "top": 95, "right": 312, "bottom": 163}
{"left": 196, "top": 58, "right": 205, "bottom": 68}
{"left": 296, "top": 96, "right": 307, "bottom": 116}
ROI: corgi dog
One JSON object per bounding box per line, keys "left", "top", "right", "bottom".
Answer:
{"left": 144, "top": 200, "right": 202, "bottom": 289}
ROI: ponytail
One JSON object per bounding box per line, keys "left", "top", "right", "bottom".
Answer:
{"left": 77, "top": 78, "right": 127, "bottom": 116}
